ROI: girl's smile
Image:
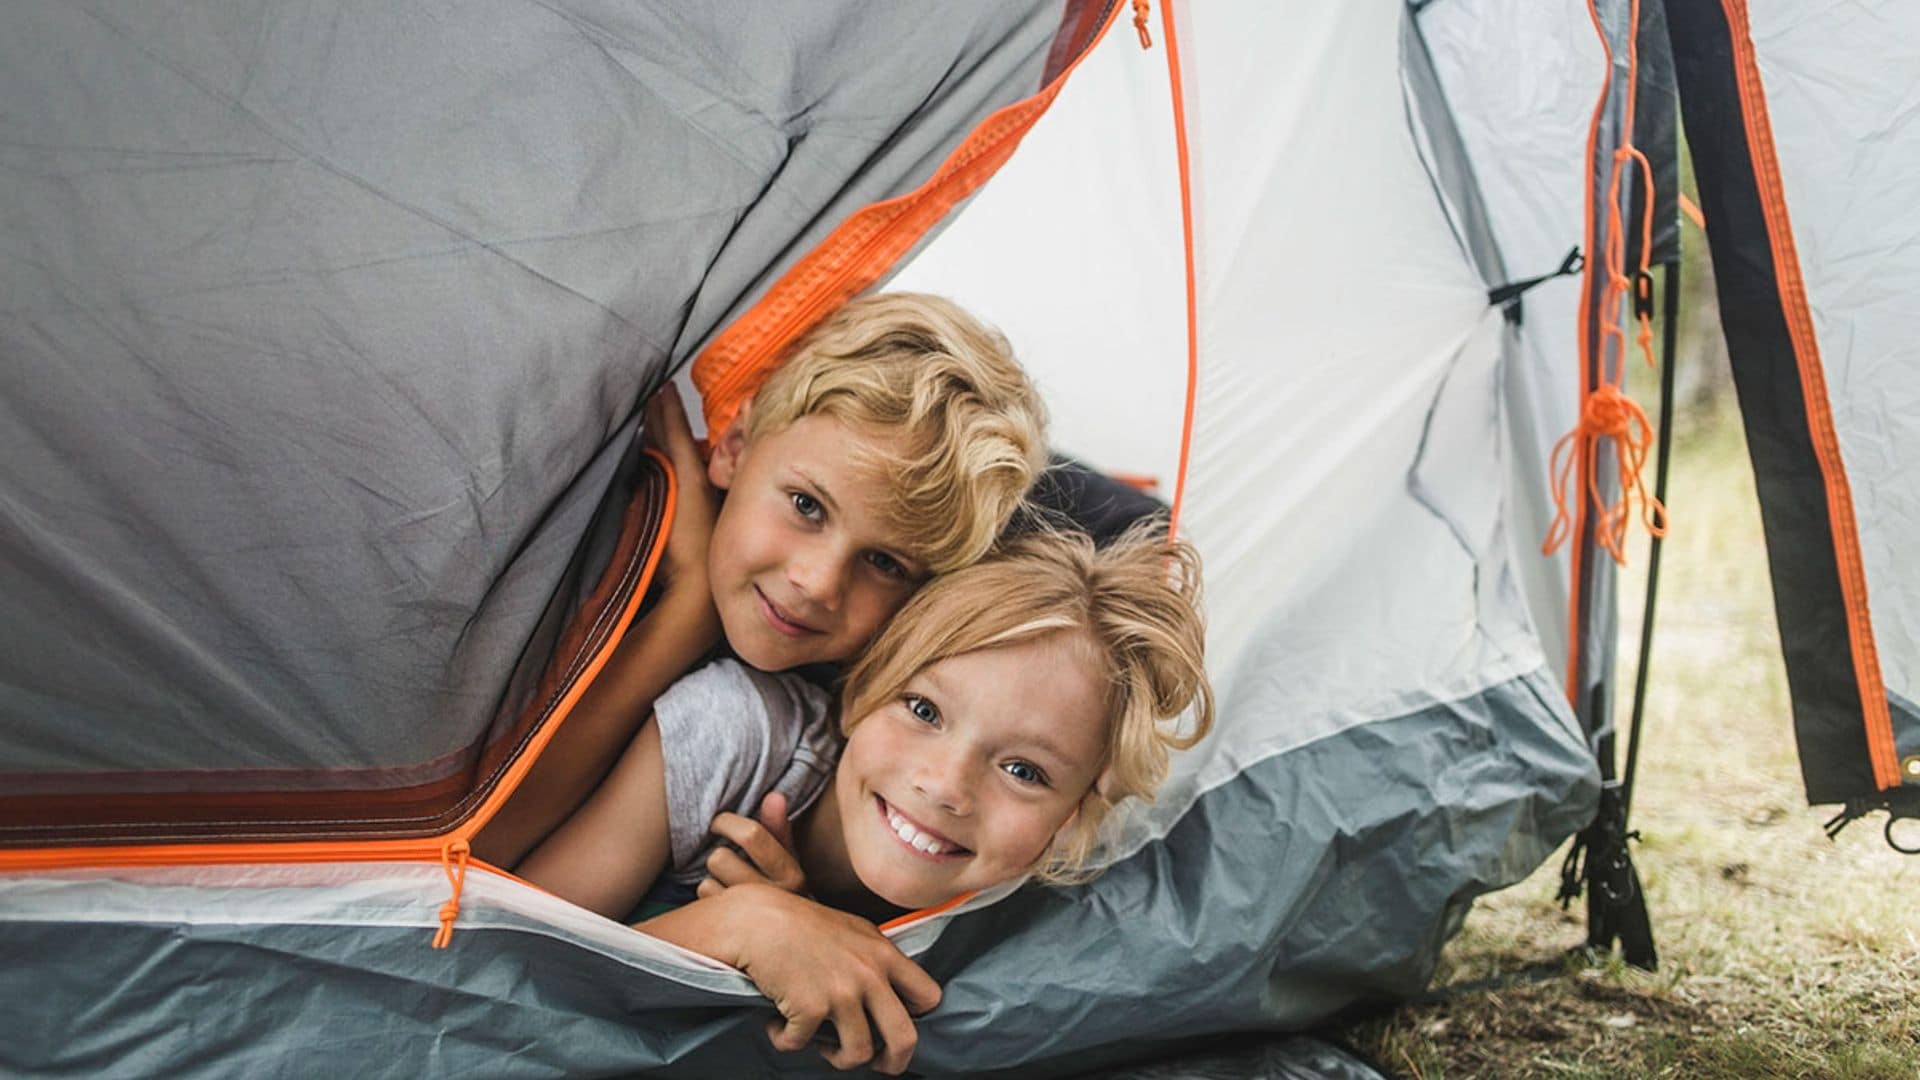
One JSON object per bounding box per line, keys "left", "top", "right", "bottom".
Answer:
{"left": 829, "top": 631, "right": 1110, "bottom": 912}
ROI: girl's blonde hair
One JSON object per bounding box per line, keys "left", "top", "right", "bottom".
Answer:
{"left": 745, "top": 292, "right": 1047, "bottom": 574}
{"left": 838, "top": 523, "right": 1215, "bottom": 884}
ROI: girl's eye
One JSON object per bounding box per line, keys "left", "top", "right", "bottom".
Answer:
{"left": 904, "top": 694, "right": 940, "bottom": 726}
{"left": 790, "top": 491, "right": 823, "bottom": 521}
{"left": 1003, "top": 760, "right": 1048, "bottom": 786}
{"left": 865, "top": 550, "right": 909, "bottom": 581}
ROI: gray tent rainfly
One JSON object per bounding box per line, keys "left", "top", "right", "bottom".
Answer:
{"left": 3, "top": 1, "right": 1916, "bottom": 1076}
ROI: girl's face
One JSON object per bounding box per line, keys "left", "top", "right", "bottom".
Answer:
{"left": 832, "top": 632, "right": 1109, "bottom": 911}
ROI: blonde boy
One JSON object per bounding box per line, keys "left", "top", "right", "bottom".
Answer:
{"left": 476, "top": 293, "right": 1047, "bottom": 866}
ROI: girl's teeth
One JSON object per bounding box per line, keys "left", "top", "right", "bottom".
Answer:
{"left": 886, "top": 804, "right": 952, "bottom": 855}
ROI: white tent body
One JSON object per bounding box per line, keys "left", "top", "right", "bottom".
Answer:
{"left": 895, "top": 0, "right": 1596, "bottom": 858}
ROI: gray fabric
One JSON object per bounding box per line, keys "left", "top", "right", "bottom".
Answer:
{"left": 0, "top": 670, "right": 1596, "bottom": 1078}
{"left": 656, "top": 659, "right": 837, "bottom": 885}
{"left": 0, "top": 1, "right": 1071, "bottom": 787}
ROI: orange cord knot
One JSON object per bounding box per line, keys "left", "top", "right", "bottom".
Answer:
{"left": 431, "top": 838, "right": 471, "bottom": 950}
{"left": 1580, "top": 383, "right": 1638, "bottom": 437}
{"left": 1132, "top": 0, "right": 1153, "bottom": 48}
{"left": 1543, "top": 384, "right": 1668, "bottom": 565}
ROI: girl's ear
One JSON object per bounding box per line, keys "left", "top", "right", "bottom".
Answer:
{"left": 707, "top": 403, "right": 751, "bottom": 490}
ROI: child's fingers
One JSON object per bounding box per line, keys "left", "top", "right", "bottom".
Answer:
{"left": 756, "top": 792, "right": 794, "bottom": 849}
{"left": 817, "top": 1005, "right": 875, "bottom": 1072}
{"left": 888, "top": 955, "right": 944, "bottom": 1017}
{"left": 862, "top": 987, "right": 920, "bottom": 1075}
{"left": 648, "top": 384, "right": 703, "bottom": 466}
{"left": 695, "top": 876, "right": 722, "bottom": 899}
{"left": 708, "top": 812, "right": 806, "bottom": 893}
{"left": 765, "top": 1012, "right": 820, "bottom": 1055}
{"left": 703, "top": 845, "right": 767, "bottom": 888}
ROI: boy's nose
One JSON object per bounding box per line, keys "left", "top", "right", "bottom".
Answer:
{"left": 787, "top": 550, "right": 846, "bottom": 611}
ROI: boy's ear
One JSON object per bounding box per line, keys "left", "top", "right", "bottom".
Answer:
{"left": 707, "top": 403, "right": 750, "bottom": 490}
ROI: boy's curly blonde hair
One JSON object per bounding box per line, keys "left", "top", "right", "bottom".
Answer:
{"left": 837, "top": 523, "right": 1215, "bottom": 884}
{"left": 743, "top": 292, "right": 1047, "bottom": 574}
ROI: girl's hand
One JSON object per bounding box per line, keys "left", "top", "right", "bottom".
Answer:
{"left": 642, "top": 383, "right": 719, "bottom": 593}
{"left": 698, "top": 793, "right": 807, "bottom": 898}
{"left": 654, "top": 883, "right": 940, "bottom": 1075}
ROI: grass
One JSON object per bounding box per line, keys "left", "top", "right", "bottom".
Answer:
{"left": 1342, "top": 391, "right": 1920, "bottom": 1079}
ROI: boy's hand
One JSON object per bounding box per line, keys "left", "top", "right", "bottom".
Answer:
{"left": 637, "top": 883, "right": 941, "bottom": 1075}
{"left": 735, "top": 885, "right": 941, "bottom": 1075}
{"left": 699, "top": 793, "right": 807, "bottom": 898}
{"left": 642, "top": 383, "right": 719, "bottom": 593}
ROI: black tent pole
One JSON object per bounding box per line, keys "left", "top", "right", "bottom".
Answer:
{"left": 1622, "top": 261, "right": 1680, "bottom": 823}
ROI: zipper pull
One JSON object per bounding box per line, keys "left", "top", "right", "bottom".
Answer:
{"left": 432, "top": 838, "right": 471, "bottom": 949}
{"left": 1133, "top": 0, "right": 1153, "bottom": 49}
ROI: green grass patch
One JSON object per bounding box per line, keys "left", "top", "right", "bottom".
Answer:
{"left": 1342, "top": 381, "right": 1920, "bottom": 1078}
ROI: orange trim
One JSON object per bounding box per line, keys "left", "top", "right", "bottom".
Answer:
{"left": 1160, "top": 0, "right": 1201, "bottom": 542}
{"left": 691, "top": 3, "right": 1130, "bottom": 440}
{"left": 879, "top": 888, "right": 979, "bottom": 933}
{"left": 0, "top": 449, "right": 679, "bottom": 871}
{"left": 1562, "top": 0, "right": 1612, "bottom": 704}
{"left": 1720, "top": 0, "right": 1898, "bottom": 790}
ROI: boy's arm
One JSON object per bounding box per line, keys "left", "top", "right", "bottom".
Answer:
{"left": 474, "top": 386, "right": 720, "bottom": 868}
{"left": 638, "top": 884, "right": 942, "bottom": 1076}
{"left": 515, "top": 716, "right": 674, "bottom": 919}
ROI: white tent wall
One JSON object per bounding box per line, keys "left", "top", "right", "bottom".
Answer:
{"left": 895, "top": 0, "right": 1597, "bottom": 858}
{"left": 1747, "top": 4, "right": 1920, "bottom": 728}
{"left": 1417, "top": 0, "right": 1609, "bottom": 693}
{"left": 867, "top": 1, "right": 1603, "bottom": 1071}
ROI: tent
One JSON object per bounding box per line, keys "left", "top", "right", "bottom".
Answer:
{"left": 3, "top": 0, "right": 1914, "bottom": 1074}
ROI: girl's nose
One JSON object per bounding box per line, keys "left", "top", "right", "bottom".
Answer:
{"left": 913, "top": 751, "right": 973, "bottom": 816}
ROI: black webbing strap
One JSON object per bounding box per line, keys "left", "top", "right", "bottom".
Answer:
{"left": 1488, "top": 247, "right": 1585, "bottom": 323}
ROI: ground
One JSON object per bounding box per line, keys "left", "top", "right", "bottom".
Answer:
{"left": 1343, "top": 389, "right": 1920, "bottom": 1079}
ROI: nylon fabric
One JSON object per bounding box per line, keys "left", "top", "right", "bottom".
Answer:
{"left": 0, "top": 675, "right": 1593, "bottom": 1077}
{"left": 0, "top": 2, "right": 1072, "bottom": 792}
{"left": 1742, "top": 1, "right": 1920, "bottom": 789}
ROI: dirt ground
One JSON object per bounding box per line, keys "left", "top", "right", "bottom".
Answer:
{"left": 1343, "top": 393, "right": 1920, "bottom": 1079}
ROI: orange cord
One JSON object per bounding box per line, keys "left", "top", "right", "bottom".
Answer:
{"left": 431, "top": 838, "right": 471, "bottom": 949}
{"left": 1679, "top": 191, "right": 1707, "bottom": 230}
{"left": 1547, "top": 0, "right": 1667, "bottom": 568}
{"left": 1132, "top": 1, "right": 1153, "bottom": 49}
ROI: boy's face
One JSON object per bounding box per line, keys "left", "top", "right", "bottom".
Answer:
{"left": 706, "top": 412, "right": 925, "bottom": 671}
{"left": 832, "top": 632, "right": 1109, "bottom": 911}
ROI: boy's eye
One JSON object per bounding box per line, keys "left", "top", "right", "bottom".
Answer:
{"left": 1003, "top": 760, "right": 1048, "bottom": 786}
{"left": 903, "top": 694, "right": 940, "bottom": 726}
{"left": 790, "top": 491, "right": 823, "bottom": 521}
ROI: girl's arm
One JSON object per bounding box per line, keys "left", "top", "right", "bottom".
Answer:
{"left": 474, "top": 386, "right": 720, "bottom": 868}
{"left": 515, "top": 716, "right": 673, "bottom": 920}
{"left": 638, "top": 884, "right": 942, "bottom": 1076}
